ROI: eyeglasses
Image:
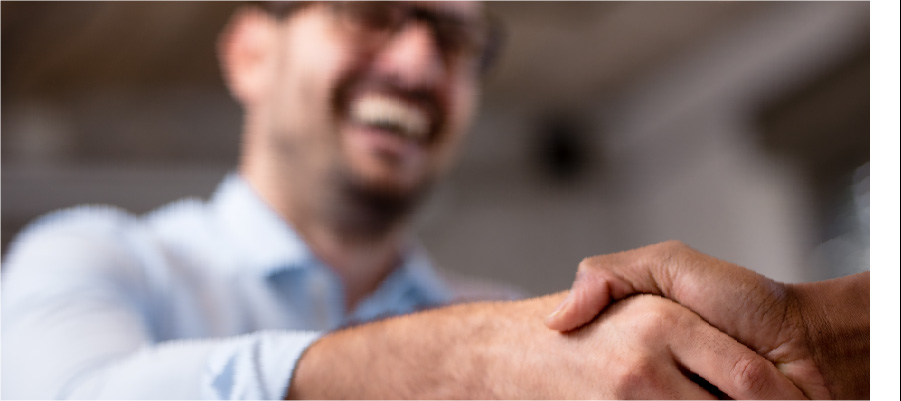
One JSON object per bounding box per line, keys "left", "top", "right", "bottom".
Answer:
{"left": 254, "top": 1, "right": 504, "bottom": 72}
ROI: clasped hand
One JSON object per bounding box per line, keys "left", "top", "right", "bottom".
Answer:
{"left": 545, "top": 240, "right": 869, "bottom": 399}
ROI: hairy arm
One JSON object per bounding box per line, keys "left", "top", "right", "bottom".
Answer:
{"left": 288, "top": 292, "right": 806, "bottom": 399}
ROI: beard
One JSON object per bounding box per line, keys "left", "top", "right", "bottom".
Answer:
{"left": 324, "top": 160, "right": 433, "bottom": 241}
{"left": 318, "top": 64, "right": 446, "bottom": 240}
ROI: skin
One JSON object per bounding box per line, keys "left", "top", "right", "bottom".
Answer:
{"left": 220, "top": 2, "right": 478, "bottom": 309}
{"left": 219, "top": 2, "right": 809, "bottom": 399}
{"left": 290, "top": 292, "right": 806, "bottom": 399}
{"left": 546, "top": 240, "right": 870, "bottom": 399}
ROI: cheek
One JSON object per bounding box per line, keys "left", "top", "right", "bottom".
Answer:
{"left": 455, "top": 82, "right": 479, "bottom": 137}
{"left": 436, "top": 79, "right": 479, "bottom": 166}
{"left": 281, "top": 16, "right": 356, "bottom": 117}
{"left": 271, "top": 45, "right": 357, "bottom": 159}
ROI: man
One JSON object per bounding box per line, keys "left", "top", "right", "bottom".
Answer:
{"left": 1, "top": 2, "right": 813, "bottom": 399}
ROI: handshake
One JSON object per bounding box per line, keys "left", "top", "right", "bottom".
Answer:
{"left": 290, "top": 241, "right": 869, "bottom": 399}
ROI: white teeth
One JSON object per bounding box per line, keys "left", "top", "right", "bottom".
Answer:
{"left": 350, "top": 95, "right": 430, "bottom": 140}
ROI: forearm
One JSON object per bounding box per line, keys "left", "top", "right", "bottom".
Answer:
{"left": 792, "top": 271, "right": 870, "bottom": 399}
{"left": 286, "top": 291, "right": 808, "bottom": 400}
{"left": 288, "top": 295, "right": 563, "bottom": 399}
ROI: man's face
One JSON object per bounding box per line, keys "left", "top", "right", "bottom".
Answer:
{"left": 255, "top": 1, "right": 483, "bottom": 206}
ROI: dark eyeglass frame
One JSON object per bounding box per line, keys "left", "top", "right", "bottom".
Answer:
{"left": 251, "top": 1, "right": 505, "bottom": 73}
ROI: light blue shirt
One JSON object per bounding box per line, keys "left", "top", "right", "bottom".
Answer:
{"left": 1, "top": 174, "right": 456, "bottom": 399}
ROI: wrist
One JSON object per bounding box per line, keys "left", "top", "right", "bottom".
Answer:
{"left": 791, "top": 272, "right": 870, "bottom": 399}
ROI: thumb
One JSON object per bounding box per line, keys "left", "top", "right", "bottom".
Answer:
{"left": 545, "top": 241, "right": 779, "bottom": 338}
{"left": 545, "top": 242, "right": 677, "bottom": 331}
{"left": 544, "top": 270, "right": 616, "bottom": 331}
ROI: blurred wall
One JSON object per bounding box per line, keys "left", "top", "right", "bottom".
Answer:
{"left": 2, "top": 2, "right": 870, "bottom": 296}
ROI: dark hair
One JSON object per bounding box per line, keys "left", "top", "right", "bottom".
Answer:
{"left": 248, "top": 1, "right": 307, "bottom": 20}
{"left": 247, "top": 1, "right": 505, "bottom": 73}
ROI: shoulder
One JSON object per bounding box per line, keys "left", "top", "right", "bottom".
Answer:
{"left": 141, "top": 196, "right": 234, "bottom": 269}
{"left": 4, "top": 205, "right": 142, "bottom": 272}
{"left": 2, "top": 196, "right": 223, "bottom": 294}
{"left": 7, "top": 204, "right": 139, "bottom": 257}
{"left": 3, "top": 195, "right": 212, "bottom": 275}
{"left": 1, "top": 204, "right": 153, "bottom": 304}
{"left": 143, "top": 196, "right": 212, "bottom": 244}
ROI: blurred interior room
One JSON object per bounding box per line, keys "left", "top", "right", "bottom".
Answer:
{"left": 1, "top": 1, "right": 870, "bottom": 296}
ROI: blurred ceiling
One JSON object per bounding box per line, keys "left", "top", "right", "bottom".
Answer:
{"left": 2, "top": 1, "right": 767, "bottom": 107}
{"left": 0, "top": 2, "right": 872, "bottom": 284}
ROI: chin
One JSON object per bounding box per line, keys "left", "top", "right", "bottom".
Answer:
{"left": 328, "top": 163, "right": 433, "bottom": 237}
{"left": 352, "top": 167, "right": 427, "bottom": 200}
{"left": 346, "top": 148, "right": 431, "bottom": 193}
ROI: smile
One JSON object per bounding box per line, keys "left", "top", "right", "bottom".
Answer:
{"left": 349, "top": 94, "right": 431, "bottom": 142}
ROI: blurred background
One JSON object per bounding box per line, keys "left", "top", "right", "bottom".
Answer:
{"left": 2, "top": 1, "right": 870, "bottom": 296}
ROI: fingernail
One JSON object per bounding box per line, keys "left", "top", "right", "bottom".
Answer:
{"left": 546, "top": 293, "right": 572, "bottom": 322}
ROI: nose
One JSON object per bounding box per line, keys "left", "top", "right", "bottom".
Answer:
{"left": 372, "top": 22, "right": 447, "bottom": 90}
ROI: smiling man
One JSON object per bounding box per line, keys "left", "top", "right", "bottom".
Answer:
{"left": 2, "top": 2, "right": 809, "bottom": 399}
{"left": 229, "top": 1, "right": 483, "bottom": 311}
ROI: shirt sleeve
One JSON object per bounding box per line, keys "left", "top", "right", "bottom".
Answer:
{"left": 0, "top": 209, "right": 321, "bottom": 400}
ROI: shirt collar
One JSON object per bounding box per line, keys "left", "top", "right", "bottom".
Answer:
{"left": 356, "top": 242, "right": 455, "bottom": 313}
{"left": 209, "top": 173, "right": 453, "bottom": 306}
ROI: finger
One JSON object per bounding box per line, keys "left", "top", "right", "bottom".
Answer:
{"left": 545, "top": 272, "right": 613, "bottom": 331}
{"left": 599, "top": 341, "right": 717, "bottom": 399}
{"left": 684, "top": 370, "right": 730, "bottom": 400}
{"left": 545, "top": 245, "right": 665, "bottom": 332}
{"left": 547, "top": 240, "right": 783, "bottom": 345}
{"left": 620, "top": 373, "right": 718, "bottom": 400}
{"left": 545, "top": 243, "right": 681, "bottom": 332}
{"left": 671, "top": 313, "right": 807, "bottom": 400}
{"left": 639, "top": 366, "right": 719, "bottom": 400}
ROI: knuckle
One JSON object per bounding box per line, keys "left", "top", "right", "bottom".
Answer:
{"left": 649, "top": 240, "right": 696, "bottom": 280}
{"left": 729, "top": 354, "right": 769, "bottom": 397}
{"left": 613, "top": 357, "right": 658, "bottom": 397}
{"left": 656, "top": 239, "right": 688, "bottom": 255}
{"left": 577, "top": 256, "right": 600, "bottom": 273}
{"left": 577, "top": 257, "right": 592, "bottom": 272}
{"left": 627, "top": 311, "right": 670, "bottom": 344}
{"left": 635, "top": 297, "right": 679, "bottom": 325}
{"left": 576, "top": 257, "right": 612, "bottom": 285}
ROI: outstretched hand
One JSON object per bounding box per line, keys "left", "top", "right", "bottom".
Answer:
{"left": 545, "top": 240, "right": 869, "bottom": 399}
